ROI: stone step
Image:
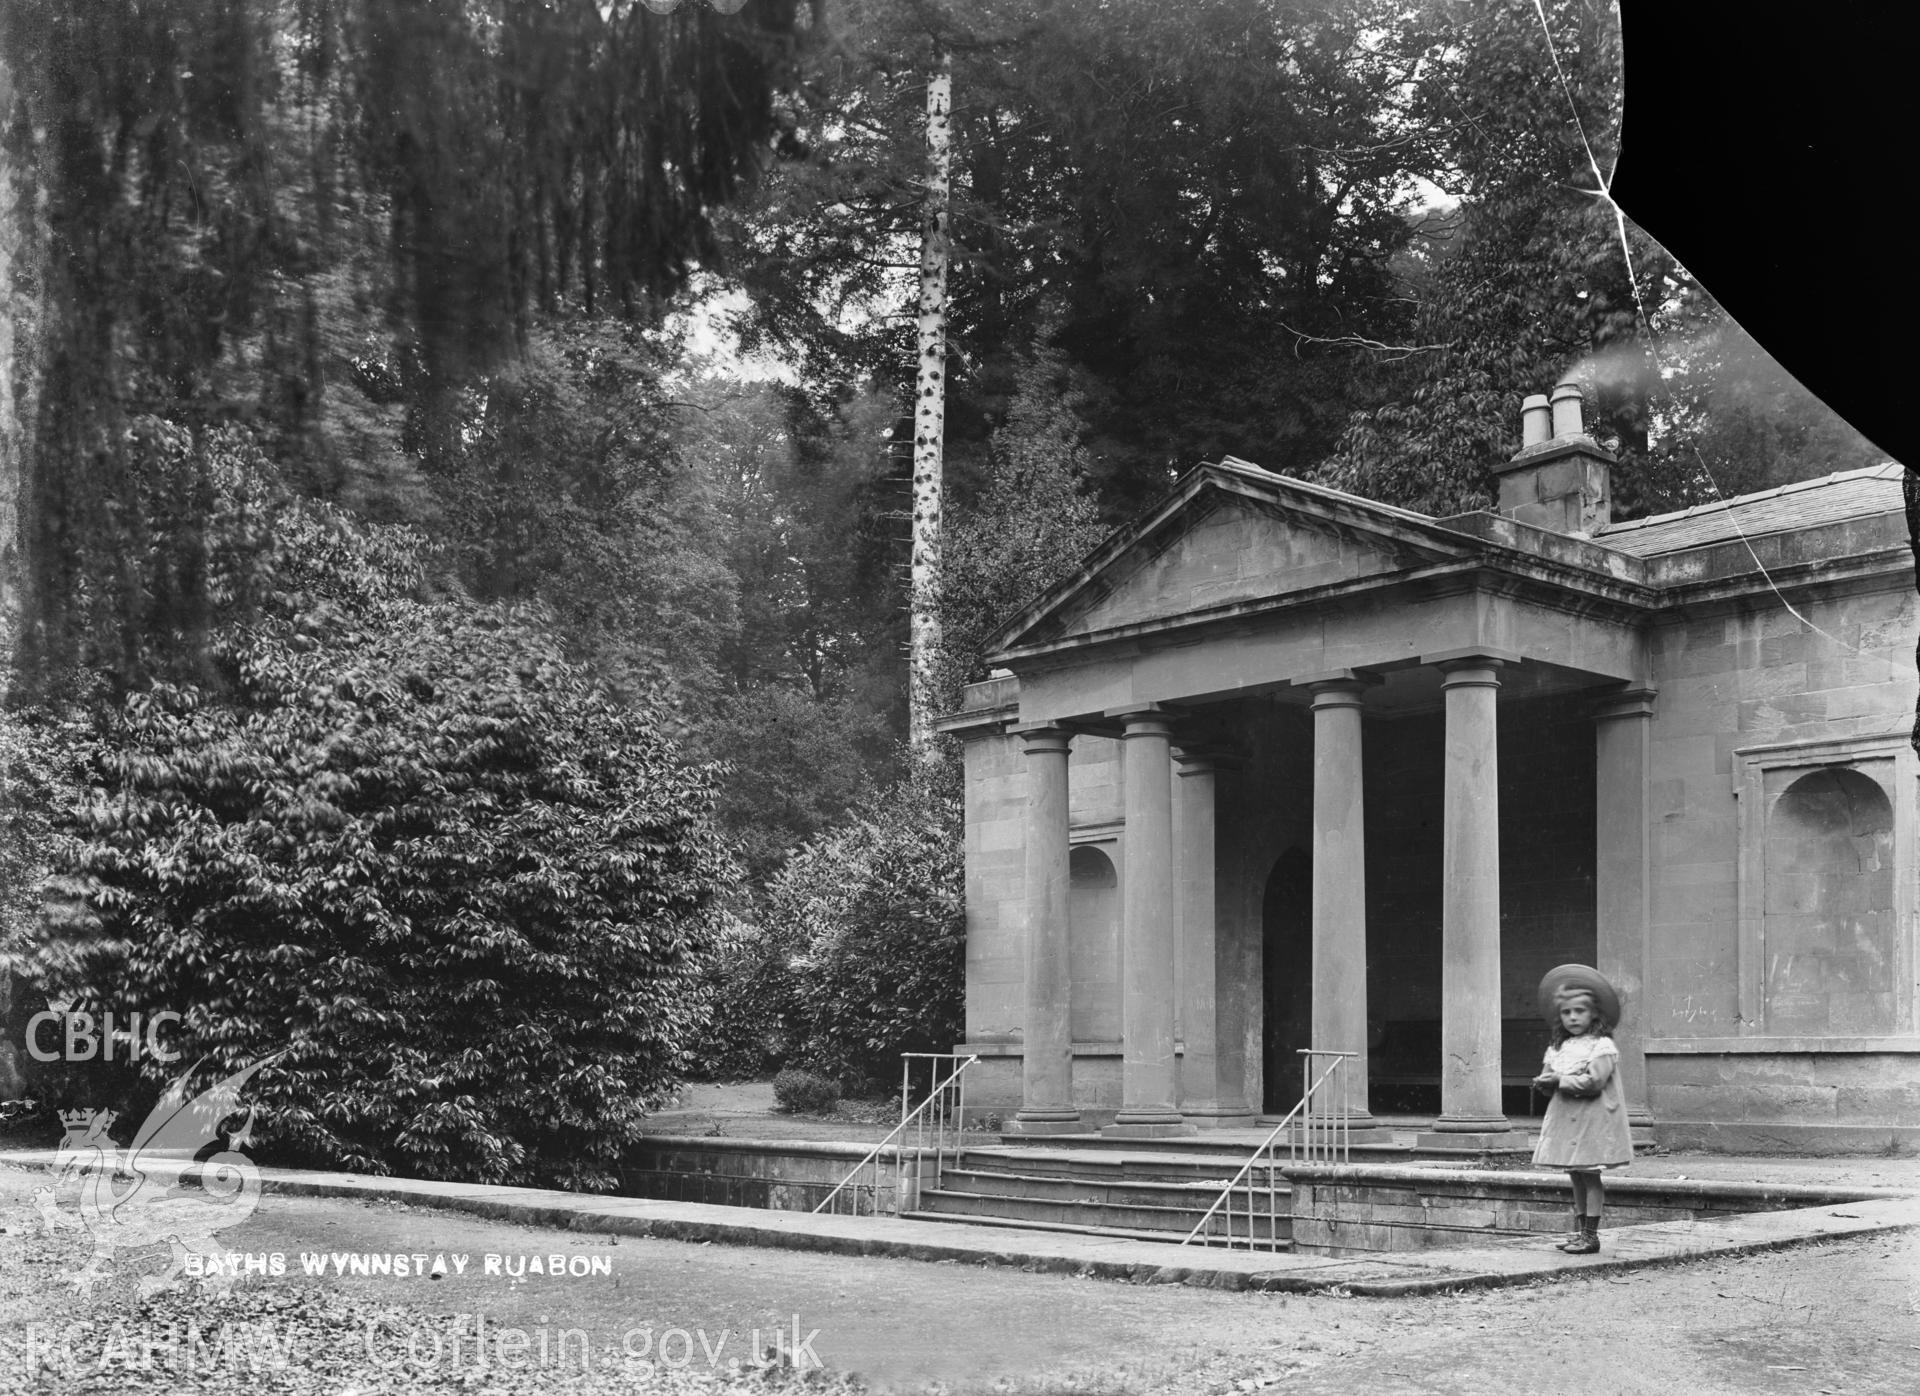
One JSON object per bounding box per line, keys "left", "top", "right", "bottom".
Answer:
{"left": 995, "top": 1133, "right": 1423, "bottom": 1159}
{"left": 934, "top": 1167, "right": 1275, "bottom": 1211}
{"left": 987, "top": 1132, "right": 1526, "bottom": 1167}
{"left": 991, "top": 1136, "right": 1282, "bottom": 1165}
{"left": 898, "top": 1208, "right": 1293, "bottom": 1251}
{"left": 917, "top": 1187, "right": 1293, "bottom": 1241}
{"left": 956, "top": 1148, "right": 1255, "bottom": 1186}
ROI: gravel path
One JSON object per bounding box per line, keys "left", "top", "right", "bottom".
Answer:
{"left": 4, "top": 1163, "right": 1918, "bottom": 1394}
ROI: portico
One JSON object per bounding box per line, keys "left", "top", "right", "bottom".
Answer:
{"left": 943, "top": 384, "right": 1920, "bottom": 1153}
{"left": 989, "top": 663, "right": 1644, "bottom": 1140}
{"left": 941, "top": 393, "right": 1663, "bottom": 1135}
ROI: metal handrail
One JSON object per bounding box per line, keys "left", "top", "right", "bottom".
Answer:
{"left": 1180, "top": 1049, "right": 1356, "bottom": 1249}
{"left": 813, "top": 1053, "right": 978, "bottom": 1216}
{"left": 1292, "top": 1047, "right": 1357, "bottom": 1168}
{"left": 899, "top": 1051, "right": 969, "bottom": 1126}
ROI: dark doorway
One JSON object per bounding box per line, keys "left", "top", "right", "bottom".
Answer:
{"left": 1261, "top": 847, "right": 1312, "bottom": 1114}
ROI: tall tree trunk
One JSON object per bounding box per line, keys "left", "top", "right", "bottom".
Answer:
{"left": 0, "top": 47, "right": 28, "bottom": 1099}
{"left": 907, "top": 40, "right": 951, "bottom": 757}
{"left": 0, "top": 49, "right": 24, "bottom": 709}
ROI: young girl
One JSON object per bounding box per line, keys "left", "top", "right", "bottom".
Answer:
{"left": 1532, "top": 965, "right": 1633, "bottom": 1254}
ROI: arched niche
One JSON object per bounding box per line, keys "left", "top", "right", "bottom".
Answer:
{"left": 1068, "top": 844, "right": 1120, "bottom": 1042}
{"left": 1763, "top": 767, "right": 1897, "bottom": 1036}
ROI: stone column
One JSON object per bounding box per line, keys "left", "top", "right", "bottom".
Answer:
{"left": 1105, "top": 706, "right": 1195, "bottom": 1137}
{"left": 1010, "top": 725, "right": 1083, "bottom": 1133}
{"left": 1595, "top": 688, "right": 1657, "bottom": 1143}
{"left": 1423, "top": 657, "right": 1524, "bottom": 1146}
{"left": 1303, "top": 675, "right": 1379, "bottom": 1132}
{"left": 1175, "top": 747, "right": 1256, "bottom": 1127}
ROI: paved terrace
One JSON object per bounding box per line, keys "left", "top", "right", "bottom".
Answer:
{"left": 6, "top": 1144, "right": 1919, "bottom": 1299}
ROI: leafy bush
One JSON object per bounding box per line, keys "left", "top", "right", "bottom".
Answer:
{"left": 32, "top": 446, "right": 735, "bottom": 1189}
{"left": 771, "top": 1068, "right": 841, "bottom": 1116}
{"left": 0, "top": 706, "right": 90, "bottom": 1100}
{"left": 685, "top": 912, "right": 801, "bottom": 1082}
{"left": 758, "top": 767, "right": 966, "bottom": 1090}
{"left": 700, "top": 684, "right": 895, "bottom": 884}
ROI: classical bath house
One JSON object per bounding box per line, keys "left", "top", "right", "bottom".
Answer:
{"left": 940, "top": 385, "right": 1918, "bottom": 1152}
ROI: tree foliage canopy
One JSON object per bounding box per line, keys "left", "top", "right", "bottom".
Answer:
{"left": 0, "top": 0, "right": 801, "bottom": 693}
{"left": 732, "top": 0, "right": 1453, "bottom": 511}
{"left": 936, "top": 337, "right": 1107, "bottom": 703}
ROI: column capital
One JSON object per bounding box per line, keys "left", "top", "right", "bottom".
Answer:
{"left": 1422, "top": 645, "right": 1521, "bottom": 674}
{"left": 1291, "top": 668, "right": 1383, "bottom": 695}
{"left": 1593, "top": 687, "right": 1657, "bottom": 722}
{"left": 1011, "top": 722, "right": 1074, "bottom": 755}
{"left": 1172, "top": 742, "right": 1244, "bottom": 775}
{"left": 1108, "top": 704, "right": 1176, "bottom": 739}
{"left": 1433, "top": 657, "right": 1508, "bottom": 688}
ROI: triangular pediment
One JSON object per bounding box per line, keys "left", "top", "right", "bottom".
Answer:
{"left": 994, "top": 462, "right": 1475, "bottom": 656}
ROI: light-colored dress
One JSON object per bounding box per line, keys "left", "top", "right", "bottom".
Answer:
{"left": 1531, "top": 1034, "right": 1633, "bottom": 1171}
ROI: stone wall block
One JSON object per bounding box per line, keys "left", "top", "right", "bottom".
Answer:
{"left": 1436, "top": 1205, "right": 1495, "bottom": 1231}
{"left": 1739, "top": 693, "right": 1831, "bottom": 733}
{"left": 1657, "top": 737, "right": 1724, "bottom": 778}
{"left": 1830, "top": 1083, "right": 1920, "bottom": 1121}
{"left": 1363, "top": 1202, "right": 1432, "bottom": 1226}
{"left": 1826, "top": 685, "right": 1899, "bottom": 722}
{"left": 1532, "top": 459, "right": 1581, "bottom": 499}
{"left": 1742, "top": 663, "right": 1813, "bottom": 701}
{"left": 1655, "top": 813, "right": 1738, "bottom": 867}
{"left": 1663, "top": 880, "right": 1737, "bottom": 926}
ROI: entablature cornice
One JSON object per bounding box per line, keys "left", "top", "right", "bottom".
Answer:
{"left": 1645, "top": 546, "right": 1911, "bottom": 618}
{"left": 934, "top": 699, "right": 1019, "bottom": 741}
{"left": 991, "top": 555, "right": 1657, "bottom": 671}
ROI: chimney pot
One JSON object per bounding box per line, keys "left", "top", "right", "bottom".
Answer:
{"left": 1550, "top": 380, "right": 1585, "bottom": 438}
{"left": 1493, "top": 379, "right": 1614, "bottom": 535}
{"left": 1521, "top": 395, "right": 1552, "bottom": 448}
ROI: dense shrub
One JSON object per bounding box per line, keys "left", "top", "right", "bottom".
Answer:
{"left": 686, "top": 912, "right": 801, "bottom": 1082}
{"left": 757, "top": 768, "right": 966, "bottom": 1090}
{"left": 31, "top": 443, "right": 735, "bottom": 1189}
{"left": 771, "top": 1068, "right": 840, "bottom": 1116}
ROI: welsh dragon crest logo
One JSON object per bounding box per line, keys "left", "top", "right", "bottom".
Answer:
{"left": 36, "top": 1053, "right": 282, "bottom": 1295}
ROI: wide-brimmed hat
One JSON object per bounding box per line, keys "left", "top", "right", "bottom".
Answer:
{"left": 1537, "top": 963, "right": 1621, "bottom": 1026}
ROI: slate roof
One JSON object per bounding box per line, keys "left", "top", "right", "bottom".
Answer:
{"left": 1595, "top": 463, "right": 1906, "bottom": 557}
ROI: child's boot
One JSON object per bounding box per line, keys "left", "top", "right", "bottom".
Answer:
{"left": 1560, "top": 1216, "right": 1600, "bottom": 1255}
{"left": 1554, "top": 1210, "right": 1582, "bottom": 1249}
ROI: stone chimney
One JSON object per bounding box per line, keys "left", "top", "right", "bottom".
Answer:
{"left": 1489, "top": 379, "right": 1613, "bottom": 536}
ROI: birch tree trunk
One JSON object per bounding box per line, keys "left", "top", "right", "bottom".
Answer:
{"left": 0, "top": 50, "right": 26, "bottom": 1098}
{"left": 0, "top": 51, "right": 21, "bottom": 702}
{"left": 907, "top": 40, "right": 951, "bottom": 757}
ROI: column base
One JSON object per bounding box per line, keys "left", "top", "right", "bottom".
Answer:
{"left": 1290, "top": 1121, "right": 1382, "bottom": 1144}
{"left": 1007, "top": 1109, "right": 1085, "bottom": 1136}
{"left": 1415, "top": 1128, "right": 1531, "bottom": 1151}
{"left": 1103, "top": 1110, "right": 1198, "bottom": 1139}
{"left": 1302, "top": 1113, "right": 1384, "bottom": 1138}
{"left": 1429, "top": 1112, "right": 1514, "bottom": 1133}
{"left": 1256, "top": 1113, "right": 1384, "bottom": 1133}
{"left": 1628, "top": 1107, "right": 1657, "bottom": 1149}
{"left": 1181, "top": 1109, "right": 1258, "bottom": 1130}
